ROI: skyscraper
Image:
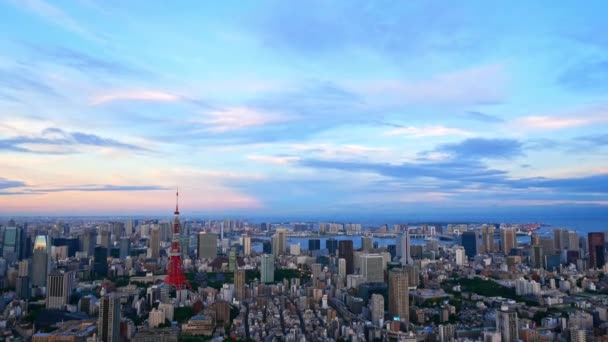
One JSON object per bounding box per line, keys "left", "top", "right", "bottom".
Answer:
{"left": 500, "top": 228, "right": 516, "bottom": 255}
{"left": 361, "top": 254, "right": 384, "bottom": 283}
{"left": 243, "top": 235, "right": 251, "bottom": 256}
{"left": 361, "top": 236, "right": 373, "bottom": 252}
{"left": 370, "top": 293, "right": 384, "bottom": 326}
{"left": 568, "top": 231, "right": 579, "bottom": 251}
{"left": 338, "top": 240, "right": 354, "bottom": 275}
{"left": 46, "top": 271, "right": 75, "bottom": 309}
{"left": 461, "top": 231, "right": 477, "bottom": 258}
{"left": 272, "top": 228, "right": 286, "bottom": 256}
{"left": 389, "top": 269, "right": 409, "bottom": 324}
{"left": 531, "top": 245, "right": 544, "bottom": 269}
{"left": 98, "top": 294, "right": 121, "bottom": 342}
{"left": 2, "top": 225, "right": 22, "bottom": 263}
{"left": 119, "top": 237, "right": 130, "bottom": 260}
{"left": 480, "top": 225, "right": 495, "bottom": 254}
{"left": 326, "top": 238, "right": 338, "bottom": 255}
{"left": 93, "top": 245, "right": 108, "bottom": 278}
{"left": 496, "top": 305, "right": 519, "bottom": 342}
{"left": 308, "top": 239, "right": 321, "bottom": 251}
{"left": 588, "top": 232, "right": 605, "bottom": 269}
{"left": 149, "top": 227, "right": 160, "bottom": 259}
{"left": 197, "top": 233, "right": 217, "bottom": 260}
{"left": 32, "top": 235, "right": 48, "bottom": 287}
{"left": 234, "top": 269, "right": 245, "bottom": 301}
{"left": 261, "top": 254, "right": 275, "bottom": 283}
{"left": 397, "top": 231, "right": 413, "bottom": 265}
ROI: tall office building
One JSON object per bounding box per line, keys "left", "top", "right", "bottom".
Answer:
{"left": 32, "top": 235, "right": 48, "bottom": 287}
{"left": 461, "top": 231, "right": 477, "bottom": 258}
{"left": 588, "top": 232, "right": 605, "bottom": 269}
{"left": 197, "top": 233, "right": 218, "bottom": 260}
{"left": 125, "top": 219, "right": 133, "bottom": 236}
{"left": 397, "top": 231, "right": 413, "bottom": 265}
{"left": 80, "top": 230, "right": 96, "bottom": 257}
{"left": 455, "top": 246, "right": 466, "bottom": 266}
{"left": 338, "top": 240, "right": 354, "bottom": 275}
{"left": 480, "top": 225, "right": 495, "bottom": 254}
{"left": 531, "top": 245, "right": 544, "bottom": 269}
{"left": 2, "top": 225, "right": 22, "bottom": 263}
{"left": 500, "top": 228, "right": 516, "bottom": 255}
{"left": 149, "top": 227, "right": 160, "bottom": 259}
{"left": 404, "top": 264, "right": 420, "bottom": 288}
{"left": 326, "top": 238, "right": 338, "bottom": 255}
{"left": 99, "top": 229, "right": 110, "bottom": 249}
{"left": 338, "top": 258, "right": 347, "bottom": 279}
{"left": 243, "top": 235, "right": 251, "bottom": 256}
{"left": 361, "top": 236, "right": 373, "bottom": 252}
{"left": 308, "top": 239, "right": 321, "bottom": 251}
{"left": 119, "top": 237, "right": 130, "bottom": 260}
{"left": 272, "top": 228, "right": 287, "bottom": 256}
{"left": 229, "top": 249, "right": 237, "bottom": 271}
{"left": 361, "top": 254, "right": 384, "bottom": 283}
{"left": 496, "top": 305, "right": 519, "bottom": 342}
{"left": 261, "top": 254, "right": 275, "bottom": 283}
{"left": 98, "top": 294, "right": 121, "bottom": 342}
{"left": 553, "top": 228, "right": 565, "bottom": 253}
{"left": 16, "top": 276, "right": 30, "bottom": 300}
{"left": 234, "top": 269, "right": 245, "bottom": 301}
{"left": 568, "top": 231, "right": 580, "bottom": 252}
{"left": 46, "top": 271, "right": 75, "bottom": 309}
{"left": 93, "top": 245, "right": 108, "bottom": 278}
{"left": 389, "top": 269, "right": 409, "bottom": 324}
{"left": 370, "top": 293, "right": 384, "bottom": 326}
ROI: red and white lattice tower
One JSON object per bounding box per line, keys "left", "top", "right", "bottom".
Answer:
{"left": 164, "top": 189, "right": 191, "bottom": 290}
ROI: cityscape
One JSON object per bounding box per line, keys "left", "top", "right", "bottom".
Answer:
{"left": 1, "top": 196, "right": 608, "bottom": 341}
{"left": 2, "top": 1, "right": 608, "bottom": 342}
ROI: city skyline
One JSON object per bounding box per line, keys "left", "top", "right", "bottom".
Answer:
{"left": 1, "top": 1, "right": 608, "bottom": 218}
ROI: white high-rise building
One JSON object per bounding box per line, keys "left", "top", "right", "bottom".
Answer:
{"left": 243, "top": 235, "right": 251, "bottom": 256}
{"left": 497, "top": 305, "right": 519, "bottom": 342}
{"left": 397, "top": 230, "right": 413, "bottom": 265}
{"left": 261, "top": 254, "right": 275, "bottom": 283}
{"left": 370, "top": 293, "right": 384, "bottom": 326}
{"left": 46, "top": 271, "right": 75, "bottom": 309}
{"left": 455, "top": 247, "right": 466, "bottom": 266}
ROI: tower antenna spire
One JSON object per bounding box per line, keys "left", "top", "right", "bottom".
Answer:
{"left": 175, "top": 187, "right": 179, "bottom": 214}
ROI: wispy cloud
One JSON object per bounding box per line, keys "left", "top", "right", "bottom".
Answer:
{"left": 464, "top": 111, "right": 504, "bottom": 123}
{"left": 34, "top": 184, "right": 167, "bottom": 193}
{"left": 515, "top": 106, "right": 608, "bottom": 130}
{"left": 558, "top": 58, "right": 608, "bottom": 92}
{"left": 0, "top": 178, "right": 26, "bottom": 190}
{"left": 200, "top": 107, "right": 289, "bottom": 133}
{"left": 13, "top": 0, "right": 102, "bottom": 42}
{"left": 247, "top": 154, "right": 299, "bottom": 165}
{"left": 0, "top": 66, "right": 60, "bottom": 99}
{"left": 0, "top": 127, "right": 148, "bottom": 153}
{"left": 32, "top": 45, "right": 149, "bottom": 77}
{"left": 357, "top": 64, "right": 507, "bottom": 106}
{"left": 91, "top": 90, "right": 180, "bottom": 105}
{"left": 384, "top": 125, "right": 471, "bottom": 138}
{"left": 436, "top": 138, "right": 523, "bottom": 160}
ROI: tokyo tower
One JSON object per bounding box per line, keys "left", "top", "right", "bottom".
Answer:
{"left": 164, "top": 189, "right": 191, "bottom": 290}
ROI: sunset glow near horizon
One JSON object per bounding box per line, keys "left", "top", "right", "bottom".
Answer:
{"left": 1, "top": 1, "right": 608, "bottom": 217}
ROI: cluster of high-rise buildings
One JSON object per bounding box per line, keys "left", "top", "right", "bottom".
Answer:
{"left": 1, "top": 214, "right": 608, "bottom": 341}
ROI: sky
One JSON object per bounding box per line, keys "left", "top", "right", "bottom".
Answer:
{"left": 1, "top": 1, "right": 608, "bottom": 220}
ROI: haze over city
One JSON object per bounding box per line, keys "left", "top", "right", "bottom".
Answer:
{"left": 1, "top": 1, "right": 608, "bottom": 222}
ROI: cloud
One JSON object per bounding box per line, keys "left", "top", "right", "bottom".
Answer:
{"left": 32, "top": 46, "right": 149, "bottom": 77}
{"left": 436, "top": 138, "right": 523, "bottom": 160}
{"left": 464, "top": 111, "right": 504, "bottom": 123}
{"left": 0, "top": 127, "right": 147, "bottom": 153}
{"left": 384, "top": 125, "right": 471, "bottom": 138}
{"left": 515, "top": 106, "right": 608, "bottom": 130}
{"left": 247, "top": 155, "right": 299, "bottom": 165}
{"left": 578, "top": 134, "right": 608, "bottom": 146}
{"left": 356, "top": 64, "right": 507, "bottom": 106}
{"left": 91, "top": 90, "right": 181, "bottom": 105}
{"left": 249, "top": 1, "right": 476, "bottom": 59}
{"left": 200, "top": 107, "right": 290, "bottom": 133}
{"left": 13, "top": 0, "right": 101, "bottom": 42}
{"left": 0, "top": 67, "right": 60, "bottom": 99}
{"left": 558, "top": 59, "right": 608, "bottom": 92}
{"left": 0, "top": 178, "right": 26, "bottom": 190}
{"left": 33, "top": 184, "right": 168, "bottom": 193}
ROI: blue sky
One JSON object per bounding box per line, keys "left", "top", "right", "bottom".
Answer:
{"left": 1, "top": 0, "right": 608, "bottom": 218}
